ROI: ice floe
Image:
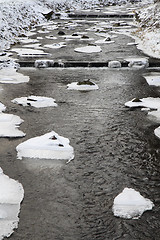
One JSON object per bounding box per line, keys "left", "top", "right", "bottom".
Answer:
{"left": 108, "top": 61, "right": 121, "bottom": 68}
{"left": 67, "top": 79, "right": 99, "bottom": 91}
{"left": 12, "top": 95, "right": 57, "bottom": 108}
{"left": 0, "top": 68, "right": 29, "bottom": 84}
{"left": 16, "top": 131, "right": 74, "bottom": 161}
{"left": 45, "top": 35, "right": 57, "bottom": 40}
{"left": 44, "top": 42, "right": 66, "bottom": 49}
{"left": 0, "top": 112, "right": 25, "bottom": 138}
{"left": 0, "top": 167, "right": 24, "bottom": 239}
{"left": 35, "top": 59, "right": 54, "bottom": 68}
{"left": 143, "top": 73, "right": 160, "bottom": 86}
{"left": 112, "top": 188, "right": 154, "bottom": 219}
{"left": 22, "top": 43, "right": 42, "bottom": 49}
{"left": 125, "top": 97, "right": 160, "bottom": 110}
{"left": 11, "top": 48, "right": 49, "bottom": 58}
{"left": 74, "top": 45, "right": 102, "bottom": 53}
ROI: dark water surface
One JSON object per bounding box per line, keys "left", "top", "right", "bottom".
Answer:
{"left": 0, "top": 67, "right": 160, "bottom": 240}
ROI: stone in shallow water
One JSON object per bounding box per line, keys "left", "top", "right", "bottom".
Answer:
{"left": 112, "top": 188, "right": 154, "bottom": 219}
{"left": 108, "top": 61, "right": 121, "bottom": 68}
{"left": 16, "top": 131, "right": 74, "bottom": 161}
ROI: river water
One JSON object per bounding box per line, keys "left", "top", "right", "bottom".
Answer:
{"left": 1, "top": 8, "right": 160, "bottom": 240}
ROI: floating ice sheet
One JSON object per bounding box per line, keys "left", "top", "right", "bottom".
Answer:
{"left": 125, "top": 97, "right": 160, "bottom": 109}
{"left": 12, "top": 95, "right": 57, "bottom": 108}
{"left": 67, "top": 80, "right": 99, "bottom": 91}
{"left": 113, "top": 188, "right": 154, "bottom": 219}
{"left": 74, "top": 45, "right": 102, "bottom": 53}
{"left": 16, "top": 131, "right": 74, "bottom": 161}
{"left": 11, "top": 48, "right": 49, "bottom": 58}
{"left": 0, "top": 68, "right": 29, "bottom": 84}
{"left": 143, "top": 73, "right": 160, "bottom": 86}
{"left": 0, "top": 113, "right": 25, "bottom": 138}
{"left": 44, "top": 43, "right": 66, "bottom": 49}
{"left": 0, "top": 167, "right": 24, "bottom": 239}
{"left": 22, "top": 43, "right": 42, "bottom": 49}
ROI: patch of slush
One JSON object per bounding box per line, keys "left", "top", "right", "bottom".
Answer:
{"left": 0, "top": 167, "right": 24, "bottom": 239}
{"left": 67, "top": 81, "right": 99, "bottom": 91}
{"left": 113, "top": 188, "right": 154, "bottom": 219}
{"left": 12, "top": 95, "right": 57, "bottom": 108}
{"left": 0, "top": 113, "right": 25, "bottom": 137}
{"left": 143, "top": 73, "right": 160, "bottom": 86}
{"left": 125, "top": 97, "right": 160, "bottom": 109}
{"left": 74, "top": 45, "right": 102, "bottom": 53}
{"left": 0, "top": 68, "right": 29, "bottom": 84}
{"left": 11, "top": 48, "right": 49, "bottom": 57}
{"left": 44, "top": 43, "right": 66, "bottom": 49}
{"left": 16, "top": 131, "right": 74, "bottom": 161}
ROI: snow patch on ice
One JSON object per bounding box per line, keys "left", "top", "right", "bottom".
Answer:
{"left": 67, "top": 80, "right": 99, "bottom": 91}
{"left": 16, "top": 131, "right": 74, "bottom": 161}
{"left": 0, "top": 113, "right": 25, "bottom": 138}
{"left": 113, "top": 188, "right": 154, "bottom": 219}
{"left": 0, "top": 68, "right": 29, "bottom": 84}
{"left": 12, "top": 96, "right": 57, "bottom": 108}
{"left": 44, "top": 43, "right": 66, "bottom": 49}
{"left": 74, "top": 45, "right": 102, "bottom": 53}
{"left": 125, "top": 97, "right": 160, "bottom": 109}
{"left": 0, "top": 167, "right": 24, "bottom": 239}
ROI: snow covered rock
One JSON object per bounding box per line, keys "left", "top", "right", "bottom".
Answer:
{"left": 0, "top": 167, "right": 24, "bottom": 239}
{"left": 16, "top": 131, "right": 74, "bottom": 161}
{"left": 108, "top": 61, "right": 121, "bottom": 68}
{"left": 126, "top": 58, "right": 149, "bottom": 68}
{"left": 0, "top": 113, "right": 25, "bottom": 138}
{"left": 12, "top": 95, "right": 57, "bottom": 108}
{"left": 67, "top": 79, "right": 99, "bottom": 91}
{"left": 113, "top": 188, "right": 154, "bottom": 219}
{"left": 44, "top": 43, "right": 66, "bottom": 49}
{"left": 125, "top": 97, "right": 160, "bottom": 109}
{"left": 35, "top": 60, "right": 54, "bottom": 68}
{"left": 0, "top": 68, "right": 29, "bottom": 84}
{"left": 74, "top": 45, "right": 102, "bottom": 53}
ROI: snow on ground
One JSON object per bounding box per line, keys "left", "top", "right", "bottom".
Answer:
{"left": 0, "top": 167, "right": 24, "bottom": 239}
{"left": 0, "top": 68, "right": 29, "bottom": 84}
{"left": 12, "top": 95, "right": 57, "bottom": 108}
{"left": 112, "top": 188, "right": 154, "bottom": 219}
{"left": 16, "top": 131, "right": 74, "bottom": 161}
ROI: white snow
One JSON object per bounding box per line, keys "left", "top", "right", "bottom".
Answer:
{"left": 125, "top": 97, "right": 160, "bottom": 109}
{"left": 74, "top": 45, "right": 102, "bottom": 53}
{"left": 0, "top": 68, "right": 29, "bottom": 84}
{"left": 125, "top": 57, "right": 149, "bottom": 69}
{"left": 35, "top": 59, "right": 54, "bottom": 68}
{"left": 0, "top": 112, "right": 25, "bottom": 138}
{"left": 45, "top": 36, "right": 57, "bottom": 40}
{"left": 12, "top": 96, "right": 57, "bottom": 108}
{"left": 113, "top": 188, "right": 154, "bottom": 219}
{"left": 11, "top": 48, "right": 49, "bottom": 58}
{"left": 16, "top": 131, "right": 74, "bottom": 161}
{"left": 154, "top": 126, "right": 160, "bottom": 139}
{"left": 0, "top": 167, "right": 24, "bottom": 239}
{"left": 17, "top": 38, "right": 39, "bottom": 44}
{"left": 44, "top": 43, "right": 66, "bottom": 49}
{"left": 143, "top": 73, "right": 160, "bottom": 86}
{"left": 0, "top": 103, "right": 6, "bottom": 112}
{"left": 22, "top": 43, "right": 42, "bottom": 49}
{"left": 67, "top": 81, "right": 99, "bottom": 91}
{"left": 108, "top": 61, "right": 121, "bottom": 68}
